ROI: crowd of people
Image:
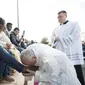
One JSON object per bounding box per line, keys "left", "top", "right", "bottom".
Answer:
{"left": 0, "top": 17, "right": 36, "bottom": 83}
{"left": 0, "top": 10, "right": 85, "bottom": 85}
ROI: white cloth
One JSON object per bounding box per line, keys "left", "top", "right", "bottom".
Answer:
{"left": 23, "top": 43, "right": 81, "bottom": 85}
{"left": 51, "top": 21, "right": 84, "bottom": 65}
{"left": 0, "top": 31, "right": 11, "bottom": 47}
{"left": 4, "top": 28, "right": 11, "bottom": 38}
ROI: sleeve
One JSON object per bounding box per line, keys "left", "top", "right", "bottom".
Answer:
{"left": 59, "top": 22, "right": 80, "bottom": 48}
{"left": 51, "top": 27, "right": 60, "bottom": 47}
{"left": 0, "top": 32, "right": 10, "bottom": 47}
{"left": 51, "top": 29, "right": 57, "bottom": 47}
{"left": 10, "top": 34, "right": 20, "bottom": 47}
{"left": 34, "top": 61, "right": 60, "bottom": 83}
{"left": 0, "top": 40, "right": 6, "bottom": 47}
{"left": 51, "top": 28, "right": 58, "bottom": 44}
{"left": 51, "top": 31, "right": 55, "bottom": 43}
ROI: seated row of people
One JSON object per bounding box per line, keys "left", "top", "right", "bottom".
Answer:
{"left": 0, "top": 17, "right": 27, "bottom": 83}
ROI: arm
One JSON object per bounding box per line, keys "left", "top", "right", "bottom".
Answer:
{"left": 51, "top": 27, "right": 60, "bottom": 47}
{"left": 0, "top": 32, "right": 11, "bottom": 48}
{"left": 59, "top": 22, "right": 80, "bottom": 48}
{"left": 0, "top": 40, "right": 6, "bottom": 47}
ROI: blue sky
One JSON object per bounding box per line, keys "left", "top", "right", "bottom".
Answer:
{"left": 0, "top": 0, "right": 85, "bottom": 41}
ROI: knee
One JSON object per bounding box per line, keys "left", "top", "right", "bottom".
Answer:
{"left": 0, "top": 46, "right": 4, "bottom": 53}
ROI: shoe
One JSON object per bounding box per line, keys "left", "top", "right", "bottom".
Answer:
{"left": 10, "top": 69, "right": 16, "bottom": 76}
{"left": 4, "top": 75, "right": 15, "bottom": 82}
{"left": 0, "top": 76, "right": 3, "bottom": 83}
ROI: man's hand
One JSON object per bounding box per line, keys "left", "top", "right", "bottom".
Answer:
{"left": 22, "top": 66, "right": 39, "bottom": 77}
{"left": 26, "top": 69, "right": 35, "bottom": 76}
{"left": 28, "top": 66, "right": 39, "bottom": 71}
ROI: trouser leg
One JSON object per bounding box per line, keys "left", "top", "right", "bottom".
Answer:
{"left": 74, "top": 65, "right": 85, "bottom": 85}
{"left": 0, "top": 47, "right": 24, "bottom": 73}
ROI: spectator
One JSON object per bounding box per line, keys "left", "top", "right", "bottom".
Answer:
{"left": 10, "top": 27, "right": 24, "bottom": 52}
{"left": 4, "top": 22, "right": 12, "bottom": 38}
{"left": 0, "top": 19, "right": 20, "bottom": 61}
{"left": 0, "top": 46, "right": 30, "bottom": 83}
{"left": 20, "top": 38, "right": 26, "bottom": 49}
{"left": 24, "top": 39, "right": 30, "bottom": 47}
{"left": 0, "top": 17, "right": 14, "bottom": 82}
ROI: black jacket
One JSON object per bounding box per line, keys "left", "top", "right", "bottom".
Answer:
{"left": 10, "top": 31, "right": 20, "bottom": 47}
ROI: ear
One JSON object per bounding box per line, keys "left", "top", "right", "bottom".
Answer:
{"left": 65, "top": 13, "right": 67, "bottom": 17}
{"left": 0, "top": 24, "right": 3, "bottom": 29}
{"left": 32, "top": 56, "right": 36, "bottom": 60}
{"left": 21, "top": 56, "right": 29, "bottom": 65}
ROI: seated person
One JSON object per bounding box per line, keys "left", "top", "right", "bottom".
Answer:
{"left": 0, "top": 17, "right": 19, "bottom": 83}
{"left": 0, "top": 46, "right": 31, "bottom": 83}
{"left": 4, "top": 22, "right": 12, "bottom": 38}
{"left": 0, "top": 18, "right": 20, "bottom": 61}
{"left": 10, "top": 28, "right": 24, "bottom": 52}
{"left": 20, "top": 43, "right": 82, "bottom": 85}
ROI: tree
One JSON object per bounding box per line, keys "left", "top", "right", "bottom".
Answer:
{"left": 41, "top": 37, "right": 49, "bottom": 44}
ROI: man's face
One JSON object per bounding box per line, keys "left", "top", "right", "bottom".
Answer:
{"left": 7, "top": 25, "right": 12, "bottom": 31}
{"left": 14, "top": 30, "right": 19, "bottom": 35}
{"left": 57, "top": 13, "right": 67, "bottom": 24}
{"left": 0, "top": 24, "right": 4, "bottom": 31}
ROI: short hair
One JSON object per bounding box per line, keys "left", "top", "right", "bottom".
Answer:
{"left": 14, "top": 27, "right": 19, "bottom": 31}
{"left": 6, "top": 23, "right": 12, "bottom": 27}
{"left": 21, "top": 49, "right": 35, "bottom": 59}
{"left": 0, "top": 17, "right": 5, "bottom": 26}
{"left": 58, "top": 10, "right": 67, "bottom": 14}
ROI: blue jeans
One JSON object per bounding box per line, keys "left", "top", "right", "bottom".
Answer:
{"left": 0, "top": 46, "right": 24, "bottom": 77}
{"left": 16, "top": 46, "right": 24, "bottom": 52}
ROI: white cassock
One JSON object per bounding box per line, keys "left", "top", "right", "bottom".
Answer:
{"left": 51, "top": 21, "right": 84, "bottom": 65}
{"left": 23, "top": 43, "right": 81, "bottom": 85}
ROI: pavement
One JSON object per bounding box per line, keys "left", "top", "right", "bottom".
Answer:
{"left": 0, "top": 61, "right": 85, "bottom": 85}
{"left": 0, "top": 73, "right": 34, "bottom": 85}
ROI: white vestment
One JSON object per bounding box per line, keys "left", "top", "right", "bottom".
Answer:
{"left": 23, "top": 43, "right": 81, "bottom": 85}
{"left": 51, "top": 21, "right": 84, "bottom": 65}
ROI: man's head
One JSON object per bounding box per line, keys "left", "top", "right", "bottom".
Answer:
{"left": 57, "top": 10, "right": 67, "bottom": 24}
{"left": 0, "top": 17, "right": 5, "bottom": 32}
{"left": 6, "top": 23, "right": 12, "bottom": 31}
{"left": 20, "top": 49, "right": 37, "bottom": 66}
{"left": 13, "top": 27, "right": 19, "bottom": 35}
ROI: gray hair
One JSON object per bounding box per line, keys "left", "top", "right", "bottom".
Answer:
{"left": 21, "top": 48, "right": 35, "bottom": 59}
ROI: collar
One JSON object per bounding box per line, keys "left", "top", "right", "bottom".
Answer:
{"left": 60, "top": 20, "right": 69, "bottom": 25}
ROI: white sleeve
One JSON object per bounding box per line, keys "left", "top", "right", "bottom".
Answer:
{"left": 0, "top": 41, "right": 6, "bottom": 47}
{"left": 0, "top": 32, "right": 11, "bottom": 47}
{"left": 59, "top": 23, "right": 80, "bottom": 48}
{"left": 34, "top": 61, "right": 60, "bottom": 83}
{"left": 51, "top": 30, "right": 56, "bottom": 43}
{"left": 51, "top": 29, "right": 58, "bottom": 47}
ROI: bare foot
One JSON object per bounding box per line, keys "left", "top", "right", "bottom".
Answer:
{"left": 24, "top": 80, "right": 27, "bottom": 85}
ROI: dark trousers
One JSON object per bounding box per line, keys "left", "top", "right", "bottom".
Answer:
{"left": 74, "top": 65, "right": 85, "bottom": 85}
{"left": 0, "top": 49, "right": 13, "bottom": 77}
{"left": 0, "top": 46, "right": 24, "bottom": 77}
{"left": 16, "top": 46, "right": 24, "bottom": 52}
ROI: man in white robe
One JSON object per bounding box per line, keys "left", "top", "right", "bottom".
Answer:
{"left": 51, "top": 10, "right": 84, "bottom": 85}
{"left": 21, "top": 43, "right": 81, "bottom": 85}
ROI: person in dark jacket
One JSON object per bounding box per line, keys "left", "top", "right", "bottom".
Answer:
{"left": 10, "top": 28, "right": 24, "bottom": 52}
